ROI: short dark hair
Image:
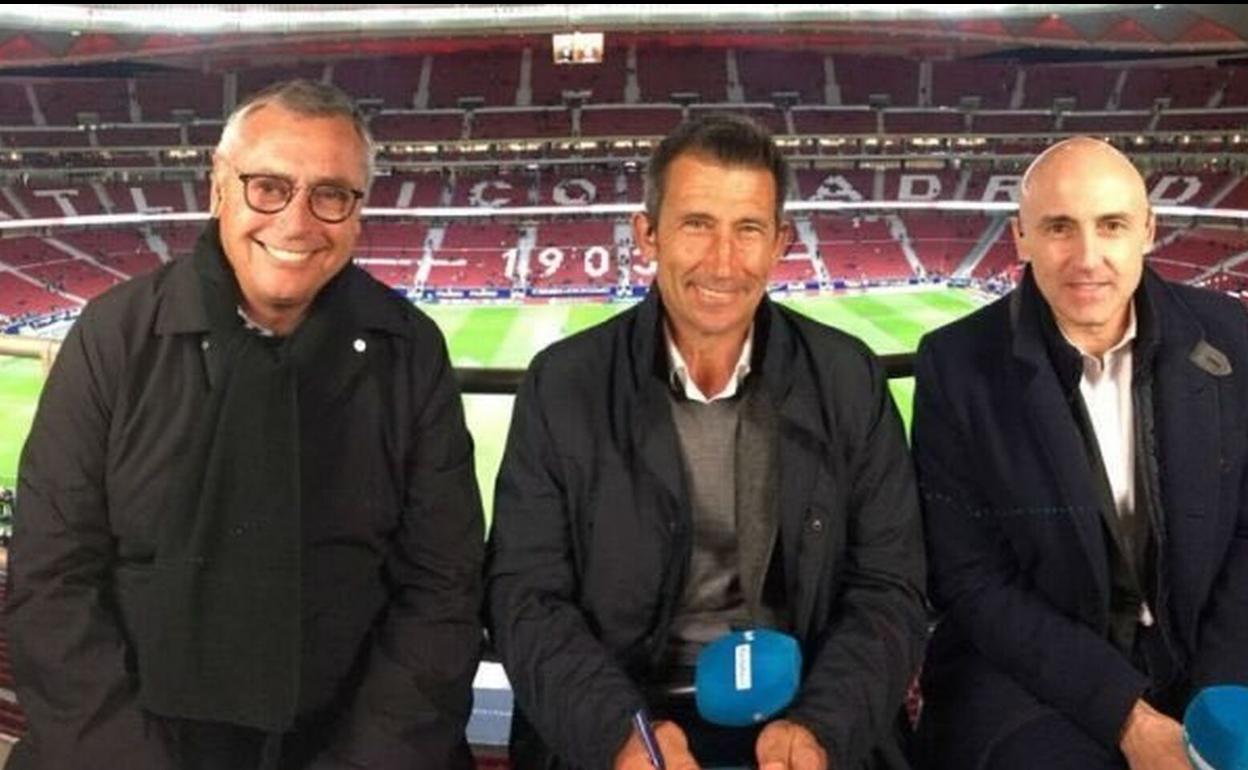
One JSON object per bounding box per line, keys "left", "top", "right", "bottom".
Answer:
{"left": 644, "top": 113, "right": 789, "bottom": 226}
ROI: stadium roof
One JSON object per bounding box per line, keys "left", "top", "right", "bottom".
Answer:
{"left": 0, "top": 4, "right": 1244, "bottom": 72}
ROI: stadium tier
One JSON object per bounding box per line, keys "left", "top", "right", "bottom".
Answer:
{"left": 0, "top": 52, "right": 1240, "bottom": 157}
{"left": 3, "top": 160, "right": 1246, "bottom": 321}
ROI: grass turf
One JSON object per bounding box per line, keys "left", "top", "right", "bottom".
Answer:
{"left": 1, "top": 288, "right": 986, "bottom": 522}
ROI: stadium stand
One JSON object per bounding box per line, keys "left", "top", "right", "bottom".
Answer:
{"left": 3, "top": 20, "right": 1248, "bottom": 766}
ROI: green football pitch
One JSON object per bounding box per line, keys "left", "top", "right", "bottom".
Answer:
{"left": 0, "top": 288, "right": 986, "bottom": 519}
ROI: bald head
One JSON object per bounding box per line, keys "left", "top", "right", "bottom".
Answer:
{"left": 1012, "top": 136, "right": 1155, "bottom": 356}
{"left": 1019, "top": 136, "right": 1150, "bottom": 222}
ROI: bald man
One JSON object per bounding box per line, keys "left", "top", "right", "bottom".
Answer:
{"left": 911, "top": 137, "right": 1248, "bottom": 770}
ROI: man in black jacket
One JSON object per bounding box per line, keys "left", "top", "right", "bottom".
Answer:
{"left": 487, "top": 114, "right": 927, "bottom": 770}
{"left": 7, "top": 79, "right": 484, "bottom": 770}
{"left": 913, "top": 137, "right": 1248, "bottom": 770}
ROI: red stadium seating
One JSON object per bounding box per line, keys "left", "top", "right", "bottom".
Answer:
{"left": 368, "top": 173, "right": 447, "bottom": 208}
{"left": 33, "top": 79, "right": 131, "bottom": 124}
{"left": 529, "top": 220, "right": 618, "bottom": 289}
{"left": 356, "top": 221, "right": 428, "bottom": 287}
{"left": 1118, "top": 66, "right": 1226, "bottom": 110}
{"left": 971, "top": 233, "right": 1021, "bottom": 281}
{"left": 536, "top": 170, "right": 619, "bottom": 206}
{"left": 1062, "top": 112, "right": 1151, "bottom": 133}
{"left": 0, "top": 272, "right": 77, "bottom": 319}
{"left": 1023, "top": 64, "right": 1117, "bottom": 111}
{"left": 791, "top": 108, "right": 876, "bottom": 135}
{"left": 96, "top": 125, "right": 181, "bottom": 148}
{"left": 427, "top": 222, "right": 520, "bottom": 288}
{"left": 451, "top": 171, "right": 533, "bottom": 208}
{"left": 931, "top": 60, "right": 1016, "bottom": 109}
{"left": 812, "top": 214, "right": 914, "bottom": 281}
{"left": 0, "top": 237, "right": 75, "bottom": 269}
{"left": 580, "top": 106, "right": 683, "bottom": 137}
{"left": 429, "top": 50, "right": 522, "bottom": 108}
{"left": 796, "top": 169, "right": 876, "bottom": 201}
{"left": 769, "top": 254, "right": 820, "bottom": 286}
{"left": 237, "top": 63, "right": 325, "bottom": 102}
{"left": 903, "top": 213, "right": 986, "bottom": 275}
{"left": 50, "top": 229, "right": 161, "bottom": 277}
{"left": 0, "top": 81, "right": 33, "bottom": 124}
{"left": 471, "top": 108, "right": 572, "bottom": 140}
{"left": 636, "top": 47, "right": 727, "bottom": 103}
{"left": 370, "top": 112, "right": 464, "bottom": 143}
{"left": 1155, "top": 110, "right": 1248, "bottom": 131}
{"left": 135, "top": 71, "right": 224, "bottom": 121}
{"left": 738, "top": 50, "right": 825, "bottom": 105}
{"left": 970, "top": 112, "right": 1055, "bottom": 133}
{"left": 103, "top": 181, "right": 189, "bottom": 213}
{"left": 529, "top": 45, "right": 629, "bottom": 105}
{"left": 24, "top": 258, "right": 121, "bottom": 299}
{"left": 334, "top": 57, "right": 424, "bottom": 110}
{"left": 835, "top": 55, "right": 918, "bottom": 108}
{"left": 883, "top": 110, "right": 964, "bottom": 135}
{"left": 0, "top": 48, "right": 1245, "bottom": 325}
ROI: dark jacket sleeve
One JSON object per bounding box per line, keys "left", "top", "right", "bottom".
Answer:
{"left": 786, "top": 348, "right": 928, "bottom": 768}
{"left": 485, "top": 357, "right": 643, "bottom": 770}
{"left": 325, "top": 327, "right": 485, "bottom": 770}
{"left": 1190, "top": 464, "right": 1248, "bottom": 689}
{"left": 1189, "top": 303, "right": 1248, "bottom": 690}
{"left": 912, "top": 337, "right": 1147, "bottom": 749}
{"left": 7, "top": 310, "right": 175, "bottom": 770}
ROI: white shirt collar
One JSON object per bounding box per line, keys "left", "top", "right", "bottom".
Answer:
{"left": 665, "top": 326, "right": 753, "bottom": 403}
{"left": 1060, "top": 301, "right": 1137, "bottom": 371}
{"left": 1067, "top": 301, "right": 1137, "bottom": 525}
{"left": 237, "top": 306, "right": 277, "bottom": 337}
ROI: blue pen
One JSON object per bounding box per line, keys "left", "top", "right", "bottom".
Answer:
{"left": 632, "top": 708, "right": 666, "bottom": 770}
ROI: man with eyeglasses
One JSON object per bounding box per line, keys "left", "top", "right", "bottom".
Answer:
{"left": 8, "top": 80, "right": 484, "bottom": 770}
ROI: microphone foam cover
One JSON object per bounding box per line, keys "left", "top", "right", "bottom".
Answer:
{"left": 1184, "top": 685, "right": 1248, "bottom": 770}
{"left": 694, "top": 629, "right": 801, "bottom": 728}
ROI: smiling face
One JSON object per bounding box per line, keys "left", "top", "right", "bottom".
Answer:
{"left": 634, "top": 152, "right": 790, "bottom": 352}
{"left": 212, "top": 103, "right": 368, "bottom": 335}
{"left": 1013, "top": 137, "right": 1154, "bottom": 355}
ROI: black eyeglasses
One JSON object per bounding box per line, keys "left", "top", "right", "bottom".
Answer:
{"left": 237, "top": 172, "right": 365, "bottom": 224}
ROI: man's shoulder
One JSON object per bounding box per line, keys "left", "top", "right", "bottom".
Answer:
{"left": 76, "top": 257, "right": 184, "bottom": 330}
{"left": 1161, "top": 279, "right": 1248, "bottom": 344}
{"left": 529, "top": 302, "right": 639, "bottom": 379}
{"left": 772, "top": 301, "right": 880, "bottom": 364}
{"left": 918, "top": 291, "right": 1010, "bottom": 357}
{"left": 343, "top": 264, "right": 444, "bottom": 344}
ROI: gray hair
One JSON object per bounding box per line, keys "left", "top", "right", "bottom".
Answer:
{"left": 215, "top": 78, "right": 376, "bottom": 186}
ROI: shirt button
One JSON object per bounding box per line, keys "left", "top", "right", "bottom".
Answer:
{"left": 809, "top": 518, "right": 823, "bottom": 533}
{"left": 201, "top": 338, "right": 211, "bottom": 351}
{"left": 353, "top": 338, "right": 367, "bottom": 353}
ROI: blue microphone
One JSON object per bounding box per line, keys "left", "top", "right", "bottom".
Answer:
{"left": 694, "top": 629, "right": 802, "bottom": 727}
{"left": 1184, "top": 685, "right": 1248, "bottom": 770}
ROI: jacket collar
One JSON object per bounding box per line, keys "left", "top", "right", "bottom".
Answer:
{"left": 1009, "top": 265, "right": 1173, "bottom": 389}
{"left": 629, "top": 286, "right": 796, "bottom": 410}
{"left": 154, "top": 219, "right": 413, "bottom": 339}
{"left": 1007, "top": 263, "right": 1226, "bottom": 607}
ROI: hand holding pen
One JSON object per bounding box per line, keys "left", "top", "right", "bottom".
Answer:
{"left": 613, "top": 709, "right": 701, "bottom": 770}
